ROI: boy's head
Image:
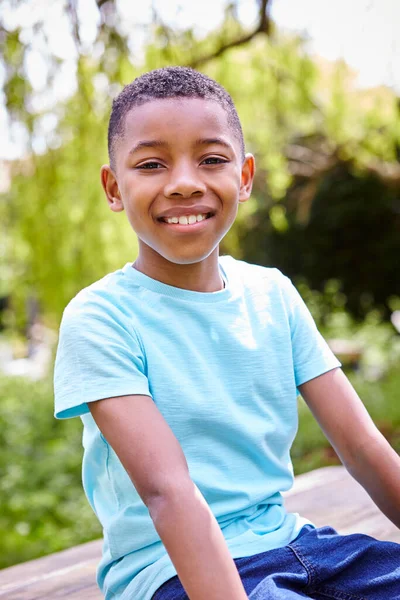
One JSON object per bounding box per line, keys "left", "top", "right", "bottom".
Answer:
{"left": 101, "top": 67, "right": 254, "bottom": 277}
{"left": 108, "top": 67, "right": 245, "bottom": 171}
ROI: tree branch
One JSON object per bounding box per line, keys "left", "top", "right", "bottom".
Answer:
{"left": 189, "top": 0, "right": 272, "bottom": 68}
{"left": 67, "top": 0, "right": 82, "bottom": 51}
{"left": 96, "top": 0, "right": 110, "bottom": 9}
{"left": 366, "top": 159, "right": 400, "bottom": 189}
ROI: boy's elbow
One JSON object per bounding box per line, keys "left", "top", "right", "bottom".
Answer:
{"left": 145, "top": 476, "right": 198, "bottom": 523}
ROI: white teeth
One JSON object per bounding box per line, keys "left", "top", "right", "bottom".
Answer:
{"left": 164, "top": 213, "right": 209, "bottom": 225}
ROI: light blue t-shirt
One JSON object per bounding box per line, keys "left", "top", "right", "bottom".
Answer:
{"left": 54, "top": 256, "right": 340, "bottom": 600}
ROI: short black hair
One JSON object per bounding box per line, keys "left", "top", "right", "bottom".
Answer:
{"left": 108, "top": 66, "right": 245, "bottom": 169}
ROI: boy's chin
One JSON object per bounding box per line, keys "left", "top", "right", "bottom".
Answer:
{"left": 163, "top": 251, "right": 217, "bottom": 266}
{"left": 138, "top": 239, "right": 221, "bottom": 267}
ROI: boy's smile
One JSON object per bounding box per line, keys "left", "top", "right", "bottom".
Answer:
{"left": 101, "top": 97, "right": 254, "bottom": 290}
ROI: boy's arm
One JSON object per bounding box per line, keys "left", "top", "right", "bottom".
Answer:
{"left": 89, "top": 394, "right": 248, "bottom": 600}
{"left": 299, "top": 367, "right": 400, "bottom": 528}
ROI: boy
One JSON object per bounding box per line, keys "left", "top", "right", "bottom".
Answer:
{"left": 54, "top": 67, "right": 400, "bottom": 600}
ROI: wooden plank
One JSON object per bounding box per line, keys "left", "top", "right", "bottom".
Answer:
{"left": 0, "top": 540, "right": 102, "bottom": 589}
{"left": 0, "top": 466, "right": 398, "bottom": 599}
{"left": 0, "top": 540, "right": 102, "bottom": 599}
{"left": 0, "top": 566, "right": 101, "bottom": 599}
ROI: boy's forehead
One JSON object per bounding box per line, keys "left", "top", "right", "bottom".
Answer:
{"left": 120, "top": 97, "right": 239, "bottom": 153}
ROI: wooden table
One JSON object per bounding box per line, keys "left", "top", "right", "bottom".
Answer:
{"left": 1, "top": 466, "right": 399, "bottom": 599}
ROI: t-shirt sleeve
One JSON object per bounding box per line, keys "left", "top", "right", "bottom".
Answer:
{"left": 280, "top": 274, "right": 341, "bottom": 388}
{"left": 54, "top": 297, "right": 151, "bottom": 419}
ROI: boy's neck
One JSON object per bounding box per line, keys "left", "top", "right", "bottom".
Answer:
{"left": 133, "top": 250, "right": 224, "bottom": 293}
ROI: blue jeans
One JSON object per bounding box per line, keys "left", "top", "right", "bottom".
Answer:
{"left": 152, "top": 526, "right": 400, "bottom": 599}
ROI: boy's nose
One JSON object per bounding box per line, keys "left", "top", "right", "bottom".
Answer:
{"left": 164, "top": 167, "right": 206, "bottom": 198}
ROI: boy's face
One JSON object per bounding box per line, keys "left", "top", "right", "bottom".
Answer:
{"left": 101, "top": 97, "right": 254, "bottom": 272}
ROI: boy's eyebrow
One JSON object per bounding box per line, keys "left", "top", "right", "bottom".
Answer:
{"left": 128, "top": 140, "right": 169, "bottom": 154}
{"left": 128, "top": 137, "right": 233, "bottom": 155}
{"left": 195, "top": 137, "right": 233, "bottom": 150}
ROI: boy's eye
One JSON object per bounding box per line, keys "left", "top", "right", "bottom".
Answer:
{"left": 202, "top": 156, "right": 228, "bottom": 165}
{"left": 137, "top": 162, "right": 164, "bottom": 170}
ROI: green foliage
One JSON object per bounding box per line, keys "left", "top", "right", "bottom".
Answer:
{"left": 240, "top": 161, "right": 400, "bottom": 319}
{"left": 2, "top": 28, "right": 33, "bottom": 124}
{"left": 292, "top": 366, "right": 400, "bottom": 475}
{"left": 4, "top": 58, "right": 139, "bottom": 324}
{"left": 0, "top": 372, "right": 101, "bottom": 569}
{"left": 296, "top": 279, "right": 400, "bottom": 376}
{"left": 2, "top": 5, "right": 400, "bottom": 325}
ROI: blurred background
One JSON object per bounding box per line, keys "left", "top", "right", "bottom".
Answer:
{"left": 1, "top": 0, "right": 399, "bottom": 569}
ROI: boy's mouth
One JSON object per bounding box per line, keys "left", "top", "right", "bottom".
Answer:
{"left": 158, "top": 212, "right": 213, "bottom": 226}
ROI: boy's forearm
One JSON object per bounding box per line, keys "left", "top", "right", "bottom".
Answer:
{"left": 347, "top": 432, "right": 400, "bottom": 528}
{"left": 148, "top": 481, "right": 248, "bottom": 600}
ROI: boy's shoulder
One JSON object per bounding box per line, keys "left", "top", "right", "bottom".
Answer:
{"left": 221, "top": 255, "right": 289, "bottom": 291}
{"left": 222, "top": 257, "right": 298, "bottom": 316}
{"left": 62, "top": 264, "right": 132, "bottom": 323}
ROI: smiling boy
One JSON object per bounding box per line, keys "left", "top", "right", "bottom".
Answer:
{"left": 54, "top": 67, "right": 400, "bottom": 600}
{"left": 103, "top": 93, "right": 252, "bottom": 288}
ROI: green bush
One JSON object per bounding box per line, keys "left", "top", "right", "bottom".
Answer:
{"left": 292, "top": 367, "right": 400, "bottom": 474}
{"left": 0, "top": 373, "right": 101, "bottom": 569}
{"left": 298, "top": 279, "right": 400, "bottom": 378}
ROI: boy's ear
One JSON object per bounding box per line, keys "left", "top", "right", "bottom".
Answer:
{"left": 239, "top": 153, "right": 255, "bottom": 203}
{"left": 100, "top": 165, "right": 124, "bottom": 212}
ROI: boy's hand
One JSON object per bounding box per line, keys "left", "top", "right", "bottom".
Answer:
{"left": 299, "top": 368, "right": 400, "bottom": 528}
{"left": 89, "top": 394, "right": 248, "bottom": 599}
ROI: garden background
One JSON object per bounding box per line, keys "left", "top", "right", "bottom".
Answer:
{"left": 1, "top": 0, "right": 400, "bottom": 570}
